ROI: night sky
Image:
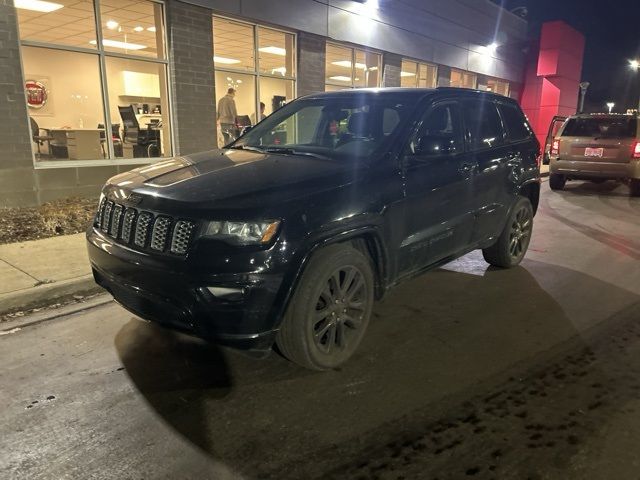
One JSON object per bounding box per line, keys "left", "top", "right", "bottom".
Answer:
{"left": 494, "top": 0, "right": 640, "bottom": 113}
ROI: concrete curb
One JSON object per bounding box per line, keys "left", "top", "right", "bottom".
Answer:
{"left": 0, "top": 274, "right": 102, "bottom": 315}
{"left": 1, "top": 294, "right": 113, "bottom": 332}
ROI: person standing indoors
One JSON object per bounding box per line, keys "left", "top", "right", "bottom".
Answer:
{"left": 217, "top": 88, "right": 238, "bottom": 145}
{"left": 251, "top": 102, "right": 267, "bottom": 125}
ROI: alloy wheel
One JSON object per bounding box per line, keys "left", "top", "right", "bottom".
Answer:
{"left": 312, "top": 265, "right": 368, "bottom": 355}
{"left": 509, "top": 206, "right": 532, "bottom": 259}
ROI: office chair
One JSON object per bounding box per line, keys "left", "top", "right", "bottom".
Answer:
{"left": 98, "top": 123, "right": 123, "bottom": 158}
{"left": 118, "top": 105, "right": 160, "bottom": 158}
{"left": 29, "top": 117, "right": 53, "bottom": 157}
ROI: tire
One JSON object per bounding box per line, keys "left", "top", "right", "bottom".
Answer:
{"left": 630, "top": 179, "right": 640, "bottom": 197}
{"left": 482, "top": 196, "right": 533, "bottom": 268}
{"left": 549, "top": 173, "right": 566, "bottom": 191}
{"left": 276, "top": 243, "right": 374, "bottom": 370}
{"left": 590, "top": 178, "right": 607, "bottom": 184}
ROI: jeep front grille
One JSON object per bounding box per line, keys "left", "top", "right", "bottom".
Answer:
{"left": 97, "top": 200, "right": 197, "bottom": 256}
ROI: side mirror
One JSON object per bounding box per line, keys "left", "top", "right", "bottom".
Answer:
{"left": 414, "top": 135, "right": 457, "bottom": 156}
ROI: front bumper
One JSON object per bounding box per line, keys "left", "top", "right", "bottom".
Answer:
{"left": 87, "top": 227, "right": 288, "bottom": 352}
{"left": 550, "top": 158, "right": 640, "bottom": 180}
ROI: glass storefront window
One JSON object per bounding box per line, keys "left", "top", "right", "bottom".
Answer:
{"left": 215, "top": 70, "right": 256, "bottom": 126}
{"left": 418, "top": 63, "right": 437, "bottom": 88}
{"left": 487, "top": 78, "right": 510, "bottom": 96}
{"left": 354, "top": 49, "right": 381, "bottom": 88}
{"left": 16, "top": 0, "right": 97, "bottom": 49}
{"left": 325, "top": 43, "right": 354, "bottom": 87}
{"left": 259, "top": 77, "right": 294, "bottom": 120}
{"left": 99, "top": 0, "right": 166, "bottom": 59}
{"left": 213, "top": 17, "right": 296, "bottom": 146}
{"left": 105, "top": 57, "right": 171, "bottom": 159}
{"left": 450, "top": 69, "right": 477, "bottom": 89}
{"left": 18, "top": 0, "right": 173, "bottom": 165}
{"left": 257, "top": 27, "right": 295, "bottom": 77}
{"left": 22, "top": 46, "right": 106, "bottom": 161}
{"left": 400, "top": 60, "right": 418, "bottom": 88}
{"left": 325, "top": 43, "right": 381, "bottom": 90}
{"left": 213, "top": 17, "right": 255, "bottom": 72}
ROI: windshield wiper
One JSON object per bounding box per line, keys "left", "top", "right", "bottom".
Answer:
{"left": 262, "top": 147, "right": 332, "bottom": 160}
{"left": 227, "top": 145, "right": 265, "bottom": 153}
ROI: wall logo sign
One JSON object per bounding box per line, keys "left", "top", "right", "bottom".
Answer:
{"left": 25, "top": 80, "right": 48, "bottom": 109}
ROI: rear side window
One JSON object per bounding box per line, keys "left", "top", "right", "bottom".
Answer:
{"left": 498, "top": 103, "right": 532, "bottom": 141}
{"left": 462, "top": 98, "right": 505, "bottom": 150}
{"left": 561, "top": 117, "right": 637, "bottom": 138}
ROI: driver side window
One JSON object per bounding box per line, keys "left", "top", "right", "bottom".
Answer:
{"left": 411, "top": 103, "right": 463, "bottom": 156}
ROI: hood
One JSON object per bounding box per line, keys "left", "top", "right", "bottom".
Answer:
{"left": 105, "top": 149, "right": 367, "bottom": 214}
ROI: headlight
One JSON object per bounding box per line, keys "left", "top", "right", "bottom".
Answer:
{"left": 202, "top": 220, "right": 280, "bottom": 245}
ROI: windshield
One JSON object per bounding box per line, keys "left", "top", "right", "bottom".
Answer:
{"left": 561, "top": 117, "right": 638, "bottom": 138}
{"left": 231, "top": 95, "right": 414, "bottom": 160}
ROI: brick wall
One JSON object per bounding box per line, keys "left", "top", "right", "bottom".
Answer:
{"left": 0, "top": 0, "right": 38, "bottom": 206}
{"left": 297, "top": 32, "right": 326, "bottom": 96}
{"left": 382, "top": 53, "right": 402, "bottom": 87}
{"left": 167, "top": 1, "right": 217, "bottom": 153}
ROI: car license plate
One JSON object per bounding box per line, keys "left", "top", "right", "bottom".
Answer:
{"left": 584, "top": 147, "right": 603, "bottom": 157}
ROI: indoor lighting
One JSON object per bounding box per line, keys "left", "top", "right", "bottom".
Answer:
{"left": 215, "top": 56, "right": 241, "bottom": 64}
{"left": 133, "top": 26, "right": 144, "bottom": 32}
{"left": 400, "top": 71, "right": 416, "bottom": 77}
{"left": 332, "top": 60, "right": 368, "bottom": 70}
{"left": 89, "top": 39, "right": 147, "bottom": 50}
{"left": 271, "top": 67, "right": 287, "bottom": 75}
{"left": 147, "top": 26, "right": 156, "bottom": 33}
{"left": 106, "top": 20, "right": 119, "bottom": 30}
{"left": 14, "top": 0, "right": 63, "bottom": 13}
{"left": 329, "top": 76, "right": 352, "bottom": 82}
{"left": 259, "top": 46, "right": 286, "bottom": 56}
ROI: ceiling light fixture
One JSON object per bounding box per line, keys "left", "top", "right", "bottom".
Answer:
{"left": 133, "top": 26, "right": 144, "bottom": 32}
{"left": 14, "top": 0, "right": 63, "bottom": 13}
{"left": 332, "top": 60, "right": 368, "bottom": 70}
{"left": 106, "top": 20, "right": 119, "bottom": 30}
{"left": 329, "top": 76, "right": 352, "bottom": 82}
{"left": 259, "top": 46, "right": 286, "bottom": 56}
{"left": 214, "top": 56, "right": 241, "bottom": 64}
{"left": 400, "top": 71, "right": 416, "bottom": 77}
{"left": 89, "top": 39, "right": 147, "bottom": 50}
{"left": 147, "top": 26, "right": 156, "bottom": 33}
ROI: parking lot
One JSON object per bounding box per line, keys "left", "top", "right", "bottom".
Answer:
{"left": 2, "top": 179, "right": 639, "bottom": 480}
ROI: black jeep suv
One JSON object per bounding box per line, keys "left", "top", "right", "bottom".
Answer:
{"left": 88, "top": 88, "right": 540, "bottom": 370}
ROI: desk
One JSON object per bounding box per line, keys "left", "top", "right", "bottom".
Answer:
{"left": 49, "top": 129, "right": 103, "bottom": 160}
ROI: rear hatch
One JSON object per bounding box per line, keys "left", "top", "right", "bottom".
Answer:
{"left": 558, "top": 116, "right": 638, "bottom": 164}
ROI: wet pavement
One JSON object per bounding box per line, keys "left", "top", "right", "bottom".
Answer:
{"left": 1, "top": 179, "right": 639, "bottom": 479}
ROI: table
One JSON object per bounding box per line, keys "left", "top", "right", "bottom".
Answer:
{"left": 49, "top": 129, "right": 103, "bottom": 160}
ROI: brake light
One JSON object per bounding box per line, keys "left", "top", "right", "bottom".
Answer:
{"left": 633, "top": 141, "right": 640, "bottom": 159}
{"left": 551, "top": 138, "right": 560, "bottom": 156}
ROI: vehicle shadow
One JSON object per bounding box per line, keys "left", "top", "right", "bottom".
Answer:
{"left": 559, "top": 179, "right": 631, "bottom": 198}
{"left": 114, "top": 254, "right": 640, "bottom": 478}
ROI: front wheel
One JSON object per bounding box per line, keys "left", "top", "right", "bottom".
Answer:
{"left": 276, "top": 243, "right": 374, "bottom": 370}
{"left": 482, "top": 197, "right": 533, "bottom": 268}
{"left": 549, "top": 173, "right": 566, "bottom": 191}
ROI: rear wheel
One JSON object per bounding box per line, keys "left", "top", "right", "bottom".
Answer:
{"left": 549, "top": 173, "right": 566, "bottom": 191}
{"left": 482, "top": 197, "right": 533, "bottom": 268}
{"left": 276, "top": 243, "right": 374, "bottom": 370}
{"left": 630, "top": 179, "right": 640, "bottom": 197}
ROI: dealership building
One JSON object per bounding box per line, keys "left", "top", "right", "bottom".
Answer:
{"left": 1, "top": 0, "right": 534, "bottom": 206}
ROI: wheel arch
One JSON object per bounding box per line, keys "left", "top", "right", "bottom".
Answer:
{"left": 518, "top": 180, "right": 540, "bottom": 216}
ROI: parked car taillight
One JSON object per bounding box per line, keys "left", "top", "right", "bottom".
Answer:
{"left": 551, "top": 139, "right": 560, "bottom": 156}
{"left": 633, "top": 141, "right": 640, "bottom": 159}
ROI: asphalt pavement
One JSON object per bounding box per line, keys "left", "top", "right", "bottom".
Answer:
{"left": 1, "top": 179, "right": 639, "bottom": 480}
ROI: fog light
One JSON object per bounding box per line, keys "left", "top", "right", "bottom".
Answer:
{"left": 207, "top": 286, "right": 245, "bottom": 301}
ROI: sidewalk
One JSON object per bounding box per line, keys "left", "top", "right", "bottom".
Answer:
{"left": 0, "top": 233, "right": 100, "bottom": 314}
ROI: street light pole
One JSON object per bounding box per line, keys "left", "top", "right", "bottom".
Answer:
{"left": 578, "top": 82, "right": 590, "bottom": 113}
{"left": 630, "top": 60, "right": 640, "bottom": 112}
